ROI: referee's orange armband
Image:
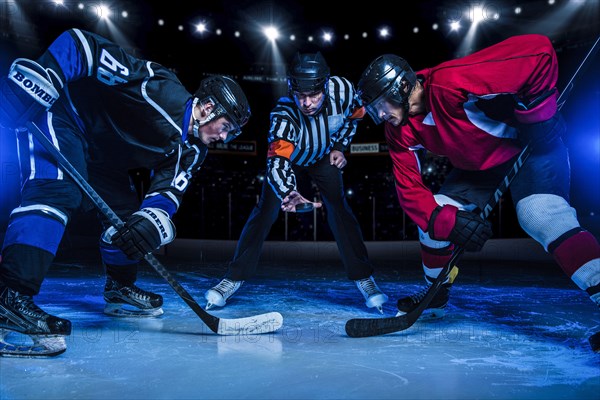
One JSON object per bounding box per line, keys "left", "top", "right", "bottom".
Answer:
{"left": 267, "top": 140, "right": 295, "bottom": 158}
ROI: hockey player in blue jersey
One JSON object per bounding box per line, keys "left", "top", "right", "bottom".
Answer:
{"left": 0, "top": 28, "right": 251, "bottom": 357}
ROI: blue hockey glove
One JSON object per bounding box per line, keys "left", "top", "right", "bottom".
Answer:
{"left": 0, "top": 58, "right": 61, "bottom": 130}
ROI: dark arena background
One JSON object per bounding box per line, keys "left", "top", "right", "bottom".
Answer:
{"left": 1, "top": 0, "right": 599, "bottom": 243}
{"left": 0, "top": 1, "right": 599, "bottom": 399}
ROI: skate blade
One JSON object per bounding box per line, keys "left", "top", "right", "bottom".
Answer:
{"left": 104, "top": 303, "right": 164, "bottom": 318}
{"left": 365, "top": 303, "right": 385, "bottom": 314}
{"left": 204, "top": 292, "right": 226, "bottom": 310}
{"left": 0, "top": 330, "right": 67, "bottom": 358}
{"left": 366, "top": 294, "right": 389, "bottom": 313}
{"left": 395, "top": 308, "right": 446, "bottom": 319}
{"left": 205, "top": 298, "right": 227, "bottom": 310}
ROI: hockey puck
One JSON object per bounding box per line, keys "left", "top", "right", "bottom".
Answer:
{"left": 589, "top": 331, "right": 600, "bottom": 353}
{"left": 295, "top": 203, "right": 314, "bottom": 213}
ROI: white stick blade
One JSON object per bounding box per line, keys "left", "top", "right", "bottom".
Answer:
{"left": 217, "top": 312, "right": 283, "bottom": 335}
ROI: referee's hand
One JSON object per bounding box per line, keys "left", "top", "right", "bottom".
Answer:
{"left": 281, "top": 191, "right": 322, "bottom": 213}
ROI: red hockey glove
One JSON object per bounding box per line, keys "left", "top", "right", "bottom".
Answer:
{"left": 428, "top": 205, "right": 492, "bottom": 252}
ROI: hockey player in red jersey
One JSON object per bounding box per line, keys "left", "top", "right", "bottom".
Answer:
{"left": 356, "top": 34, "right": 600, "bottom": 323}
{"left": 0, "top": 28, "right": 251, "bottom": 356}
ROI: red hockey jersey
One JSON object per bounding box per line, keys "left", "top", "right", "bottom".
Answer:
{"left": 385, "top": 34, "right": 559, "bottom": 231}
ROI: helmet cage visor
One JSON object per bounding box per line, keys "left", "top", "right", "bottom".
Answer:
{"left": 198, "top": 95, "right": 245, "bottom": 143}
{"left": 362, "top": 71, "right": 413, "bottom": 125}
{"left": 364, "top": 100, "right": 384, "bottom": 125}
{"left": 194, "top": 75, "right": 251, "bottom": 144}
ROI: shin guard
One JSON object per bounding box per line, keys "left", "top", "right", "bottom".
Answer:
{"left": 549, "top": 230, "right": 600, "bottom": 291}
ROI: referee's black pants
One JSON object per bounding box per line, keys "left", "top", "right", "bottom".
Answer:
{"left": 226, "top": 156, "right": 374, "bottom": 281}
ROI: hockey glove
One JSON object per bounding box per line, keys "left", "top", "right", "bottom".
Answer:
{"left": 0, "top": 58, "right": 61, "bottom": 130}
{"left": 428, "top": 205, "right": 492, "bottom": 252}
{"left": 108, "top": 208, "right": 176, "bottom": 261}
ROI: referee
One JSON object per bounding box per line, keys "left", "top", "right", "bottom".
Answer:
{"left": 205, "top": 52, "right": 389, "bottom": 313}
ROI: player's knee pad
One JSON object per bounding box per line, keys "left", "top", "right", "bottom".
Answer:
{"left": 516, "top": 194, "right": 580, "bottom": 251}
{"left": 2, "top": 204, "right": 68, "bottom": 255}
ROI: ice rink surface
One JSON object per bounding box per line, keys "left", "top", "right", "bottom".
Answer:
{"left": 0, "top": 239, "right": 599, "bottom": 400}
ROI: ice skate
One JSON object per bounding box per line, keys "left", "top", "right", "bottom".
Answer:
{"left": 204, "top": 278, "right": 243, "bottom": 310}
{"left": 103, "top": 278, "right": 164, "bottom": 317}
{"left": 396, "top": 266, "right": 459, "bottom": 318}
{"left": 355, "top": 276, "right": 388, "bottom": 314}
{"left": 0, "top": 285, "right": 71, "bottom": 357}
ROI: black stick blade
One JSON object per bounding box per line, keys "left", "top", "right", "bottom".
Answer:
{"left": 345, "top": 315, "right": 416, "bottom": 338}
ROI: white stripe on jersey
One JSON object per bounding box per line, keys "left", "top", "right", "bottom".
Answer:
{"left": 27, "top": 128, "right": 35, "bottom": 180}
{"left": 464, "top": 93, "right": 518, "bottom": 139}
{"left": 142, "top": 62, "right": 182, "bottom": 135}
{"left": 169, "top": 144, "right": 182, "bottom": 187}
{"left": 47, "top": 113, "right": 64, "bottom": 180}
{"left": 72, "top": 28, "right": 94, "bottom": 77}
{"left": 186, "top": 143, "right": 202, "bottom": 174}
{"left": 145, "top": 191, "right": 180, "bottom": 209}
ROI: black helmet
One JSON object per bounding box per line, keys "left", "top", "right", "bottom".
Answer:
{"left": 357, "top": 54, "right": 417, "bottom": 125}
{"left": 194, "top": 75, "right": 251, "bottom": 143}
{"left": 287, "top": 52, "right": 330, "bottom": 94}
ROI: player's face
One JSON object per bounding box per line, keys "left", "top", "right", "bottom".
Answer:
{"left": 198, "top": 117, "right": 234, "bottom": 144}
{"left": 293, "top": 90, "right": 325, "bottom": 116}
{"left": 373, "top": 98, "right": 405, "bottom": 127}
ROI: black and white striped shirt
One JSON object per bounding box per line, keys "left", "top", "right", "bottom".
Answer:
{"left": 266, "top": 76, "right": 359, "bottom": 199}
